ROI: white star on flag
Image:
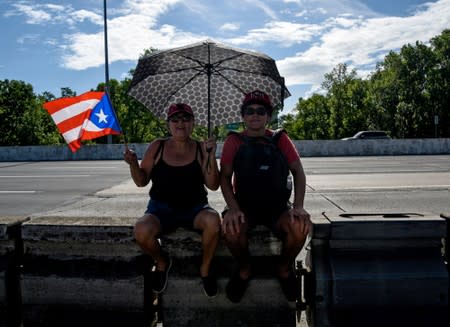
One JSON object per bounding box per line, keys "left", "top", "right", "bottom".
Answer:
{"left": 95, "top": 109, "right": 108, "bottom": 123}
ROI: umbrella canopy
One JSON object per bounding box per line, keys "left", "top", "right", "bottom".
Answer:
{"left": 128, "top": 39, "right": 290, "bottom": 134}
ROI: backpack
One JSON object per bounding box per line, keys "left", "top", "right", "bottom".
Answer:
{"left": 230, "top": 129, "right": 292, "bottom": 214}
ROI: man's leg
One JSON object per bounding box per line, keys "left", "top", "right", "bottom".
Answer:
{"left": 222, "top": 219, "right": 253, "bottom": 302}
{"left": 275, "top": 211, "right": 308, "bottom": 277}
{"left": 223, "top": 220, "right": 251, "bottom": 279}
{"left": 273, "top": 211, "right": 309, "bottom": 301}
{"left": 193, "top": 209, "right": 221, "bottom": 277}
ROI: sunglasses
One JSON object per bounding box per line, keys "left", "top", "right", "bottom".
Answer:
{"left": 243, "top": 106, "right": 267, "bottom": 116}
{"left": 169, "top": 115, "right": 192, "bottom": 123}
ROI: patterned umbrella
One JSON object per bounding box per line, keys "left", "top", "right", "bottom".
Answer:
{"left": 128, "top": 39, "right": 290, "bottom": 135}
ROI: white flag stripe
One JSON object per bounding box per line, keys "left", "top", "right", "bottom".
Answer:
{"left": 61, "top": 119, "right": 105, "bottom": 143}
{"left": 84, "top": 120, "right": 105, "bottom": 132}
{"left": 50, "top": 99, "right": 100, "bottom": 124}
{"left": 62, "top": 125, "right": 83, "bottom": 143}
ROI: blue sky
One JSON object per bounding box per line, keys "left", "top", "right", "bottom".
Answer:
{"left": 1, "top": 0, "right": 449, "bottom": 114}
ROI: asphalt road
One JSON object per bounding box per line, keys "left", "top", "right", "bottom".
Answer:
{"left": 0, "top": 155, "right": 449, "bottom": 217}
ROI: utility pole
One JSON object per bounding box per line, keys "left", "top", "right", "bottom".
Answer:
{"left": 104, "top": 0, "right": 112, "bottom": 144}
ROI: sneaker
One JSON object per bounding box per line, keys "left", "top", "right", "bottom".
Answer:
{"left": 152, "top": 256, "right": 172, "bottom": 293}
{"left": 278, "top": 270, "right": 298, "bottom": 302}
{"left": 226, "top": 271, "right": 251, "bottom": 303}
{"left": 201, "top": 275, "right": 218, "bottom": 298}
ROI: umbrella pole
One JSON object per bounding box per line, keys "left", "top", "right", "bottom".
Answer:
{"left": 207, "top": 68, "right": 211, "bottom": 138}
{"left": 207, "top": 42, "right": 212, "bottom": 138}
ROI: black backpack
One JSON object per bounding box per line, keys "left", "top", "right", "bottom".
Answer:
{"left": 230, "top": 129, "right": 292, "bottom": 213}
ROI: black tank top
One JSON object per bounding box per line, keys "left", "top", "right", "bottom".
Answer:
{"left": 149, "top": 140, "right": 207, "bottom": 209}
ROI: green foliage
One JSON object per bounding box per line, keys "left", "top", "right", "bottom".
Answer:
{"left": 281, "top": 29, "right": 450, "bottom": 139}
{"left": 1, "top": 31, "right": 449, "bottom": 145}
{"left": 0, "top": 80, "right": 61, "bottom": 145}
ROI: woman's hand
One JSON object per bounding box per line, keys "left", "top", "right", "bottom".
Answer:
{"left": 202, "top": 137, "right": 217, "bottom": 154}
{"left": 123, "top": 146, "right": 138, "bottom": 165}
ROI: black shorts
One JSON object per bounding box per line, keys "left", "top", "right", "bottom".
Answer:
{"left": 222, "top": 202, "right": 291, "bottom": 237}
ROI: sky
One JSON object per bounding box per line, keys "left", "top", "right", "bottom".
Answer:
{"left": 1, "top": 0, "right": 449, "bottom": 114}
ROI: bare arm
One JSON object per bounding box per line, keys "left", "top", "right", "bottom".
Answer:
{"left": 201, "top": 137, "right": 220, "bottom": 190}
{"left": 288, "top": 159, "right": 311, "bottom": 235}
{"left": 123, "top": 141, "right": 159, "bottom": 187}
{"left": 220, "top": 163, "right": 245, "bottom": 234}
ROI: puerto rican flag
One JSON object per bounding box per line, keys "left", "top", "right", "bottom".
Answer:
{"left": 43, "top": 91, "right": 122, "bottom": 152}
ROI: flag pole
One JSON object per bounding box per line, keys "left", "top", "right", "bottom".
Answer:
{"left": 103, "top": 0, "right": 112, "bottom": 144}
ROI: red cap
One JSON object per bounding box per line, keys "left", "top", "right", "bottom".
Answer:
{"left": 167, "top": 103, "right": 194, "bottom": 119}
{"left": 241, "top": 90, "right": 273, "bottom": 112}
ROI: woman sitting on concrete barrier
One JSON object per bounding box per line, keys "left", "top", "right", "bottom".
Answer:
{"left": 124, "top": 103, "right": 221, "bottom": 298}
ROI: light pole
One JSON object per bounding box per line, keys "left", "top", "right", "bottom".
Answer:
{"left": 104, "top": 0, "right": 112, "bottom": 144}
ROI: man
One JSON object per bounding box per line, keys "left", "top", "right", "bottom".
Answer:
{"left": 220, "top": 90, "right": 311, "bottom": 302}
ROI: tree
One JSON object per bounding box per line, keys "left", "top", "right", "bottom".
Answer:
{"left": 322, "top": 63, "right": 358, "bottom": 138}
{"left": 282, "top": 94, "right": 330, "bottom": 139}
{"left": 429, "top": 29, "right": 450, "bottom": 137}
{"left": 0, "top": 79, "right": 62, "bottom": 145}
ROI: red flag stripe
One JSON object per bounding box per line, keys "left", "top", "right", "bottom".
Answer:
{"left": 43, "top": 92, "right": 104, "bottom": 115}
{"left": 49, "top": 99, "right": 99, "bottom": 125}
{"left": 55, "top": 110, "right": 92, "bottom": 135}
{"left": 82, "top": 128, "right": 122, "bottom": 141}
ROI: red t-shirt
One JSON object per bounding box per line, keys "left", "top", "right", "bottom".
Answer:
{"left": 220, "top": 129, "right": 300, "bottom": 165}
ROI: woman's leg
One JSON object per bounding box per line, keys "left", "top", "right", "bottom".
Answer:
{"left": 134, "top": 214, "right": 169, "bottom": 271}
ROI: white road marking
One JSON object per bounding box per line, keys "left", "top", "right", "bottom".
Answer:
{"left": 0, "top": 190, "right": 37, "bottom": 193}
{"left": 0, "top": 175, "right": 91, "bottom": 178}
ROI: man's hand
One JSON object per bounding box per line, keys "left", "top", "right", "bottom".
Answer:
{"left": 222, "top": 208, "right": 246, "bottom": 235}
{"left": 289, "top": 206, "right": 311, "bottom": 236}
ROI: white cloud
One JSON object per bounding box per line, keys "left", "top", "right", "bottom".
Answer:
{"left": 278, "top": 0, "right": 450, "bottom": 90}
{"left": 71, "top": 9, "right": 103, "bottom": 25}
{"left": 243, "top": 0, "right": 278, "bottom": 20}
{"left": 227, "top": 21, "right": 324, "bottom": 47}
{"left": 220, "top": 23, "right": 240, "bottom": 32}
{"left": 12, "top": 3, "right": 52, "bottom": 24}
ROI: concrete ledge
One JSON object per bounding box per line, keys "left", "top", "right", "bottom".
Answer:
{"left": 20, "top": 216, "right": 147, "bottom": 326}
{"left": 0, "top": 138, "right": 449, "bottom": 161}
{"left": 0, "top": 216, "right": 29, "bottom": 327}
{"left": 162, "top": 279, "right": 296, "bottom": 327}
{"left": 17, "top": 215, "right": 298, "bottom": 326}
{"left": 306, "top": 212, "right": 449, "bottom": 327}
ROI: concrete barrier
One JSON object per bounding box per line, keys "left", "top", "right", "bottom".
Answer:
{"left": 17, "top": 216, "right": 297, "bottom": 327}
{"left": 304, "top": 212, "right": 449, "bottom": 327}
{"left": 1, "top": 210, "right": 449, "bottom": 326}
{"left": 0, "top": 216, "right": 29, "bottom": 327}
{"left": 158, "top": 227, "right": 297, "bottom": 326}
{"left": 0, "top": 138, "right": 449, "bottom": 161}
{"left": 20, "top": 216, "right": 148, "bottom": 326}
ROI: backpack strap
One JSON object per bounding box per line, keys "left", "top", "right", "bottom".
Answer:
{"left": 228, "top": 129, "right": 286, "bottom": 145}
{"left": 272, "top": 128, "right": 286, "bottom": 145}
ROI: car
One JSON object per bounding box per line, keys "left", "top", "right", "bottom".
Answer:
{"left": 341, "top": 131, "right": 391, "bottom": 140}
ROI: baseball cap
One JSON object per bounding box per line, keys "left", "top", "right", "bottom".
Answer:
{"left": 241, "top": 90, "right": 273, "bottom": 112}
{"left": 167, "top": 103, "right": 194, "bottom": 119}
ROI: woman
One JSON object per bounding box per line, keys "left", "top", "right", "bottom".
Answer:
{"left": 124, "top": 103, "right": 220, "bottom": 298}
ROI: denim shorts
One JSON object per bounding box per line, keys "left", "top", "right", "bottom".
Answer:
{"left": 145, "top": 199, "right": 216, "bottom": 234}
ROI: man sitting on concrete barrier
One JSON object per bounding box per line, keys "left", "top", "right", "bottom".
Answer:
{"left": 220, "top": 90, "right": 311, "bottom": 303}
{"left": 124, "top": 103, "right": 221, "bottom": 298}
